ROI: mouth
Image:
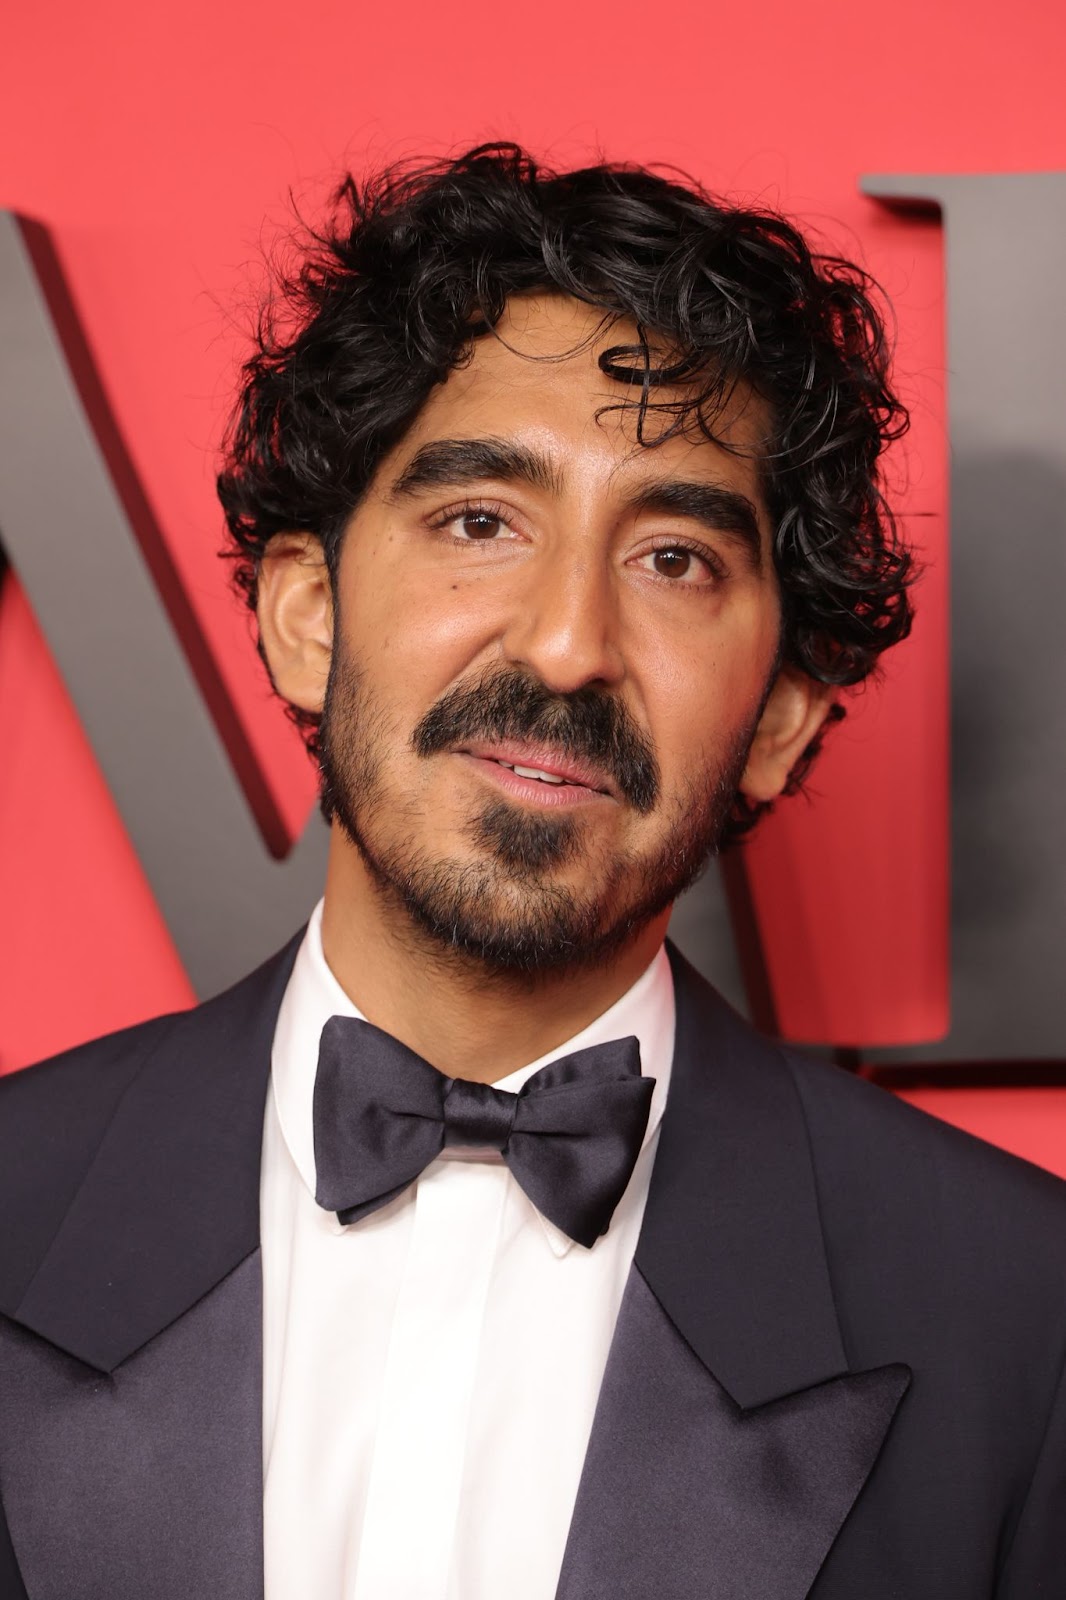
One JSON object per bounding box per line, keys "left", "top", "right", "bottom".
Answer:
{"left": 455, "top": 742, "right": 615, "bottom": 807}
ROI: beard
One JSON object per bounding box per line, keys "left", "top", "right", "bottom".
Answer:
{"left": 318, "top": 643, "right": 762, "bottom": 978}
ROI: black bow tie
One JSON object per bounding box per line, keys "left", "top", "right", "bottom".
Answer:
{"left": 313, "top": 1018, "right": 654, "bottom": 1248}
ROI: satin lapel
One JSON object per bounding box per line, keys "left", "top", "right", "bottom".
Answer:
{"left": 556, "top": 1269, "right": 909, "bottom": 1600}
{"left": 636, "top": 946, "right": 853, "bottom": 1408}
{"left": 0, "top": 934, "right": 301, "bottom": 1599}
{"left": 0, "top": 1254, "right": 263, "bottom": 1600}
{"left": 6, "top": 935, "right": 300, "bottom": 1371}
{"left": 557, "top": 947, "right": 911, "bottom": 1599}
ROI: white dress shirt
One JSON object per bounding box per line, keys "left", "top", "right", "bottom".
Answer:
{"left": 260, "top": 901, "right": 675, "bottom": 1600}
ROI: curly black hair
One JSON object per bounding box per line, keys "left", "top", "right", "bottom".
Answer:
{"left": 217, "top": 142, "right": 914, "bottom": 842}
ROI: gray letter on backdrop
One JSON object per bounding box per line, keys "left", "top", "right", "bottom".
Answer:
{"left": 863, "top": 173, "right": 1066, "bottom": 1061}
{"left": 0, "top": 213, "right": 327, "bottom": 999}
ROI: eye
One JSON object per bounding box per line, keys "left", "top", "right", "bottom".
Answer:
{"left": 431, "top": 501, "right": 520, "bottom": 543}
{"left": 455, "top": 510, "right": 506, "bottom": 540}
{"left": 634, "top": 544, "right": 718, "bottom": 584}
{"left": 651, "top": 548, "right": 693, "bottom": 579}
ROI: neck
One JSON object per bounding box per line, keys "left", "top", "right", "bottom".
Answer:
{"left": 319, "top": 830, "right": 669, "bottom": 1083}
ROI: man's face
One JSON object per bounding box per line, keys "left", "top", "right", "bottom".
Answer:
{"left": 311, "top": 295, "right": 788, "bottom": 973}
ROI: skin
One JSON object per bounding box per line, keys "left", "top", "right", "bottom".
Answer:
{"left": 257, "top": 294, "right": 832, "bottom": 1082}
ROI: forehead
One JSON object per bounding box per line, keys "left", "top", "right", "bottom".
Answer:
{"left": 389, "top": 293, "right": 771, "bottom": 507}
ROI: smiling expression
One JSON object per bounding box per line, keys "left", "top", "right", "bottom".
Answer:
{"left": 267, "top": 294, "right": 819, "bottom": 973}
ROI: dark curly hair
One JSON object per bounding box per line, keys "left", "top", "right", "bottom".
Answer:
{"left": 217, "top": 142, "right": 914, "bottom": 842}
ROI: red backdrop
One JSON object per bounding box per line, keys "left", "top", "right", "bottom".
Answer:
{"left": 2, "top": 0, "right": 1064, "bottom": 1172}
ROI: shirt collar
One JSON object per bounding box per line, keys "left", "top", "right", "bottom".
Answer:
{"left": 271, "top": 900, "right": 676, "bottom": 1255}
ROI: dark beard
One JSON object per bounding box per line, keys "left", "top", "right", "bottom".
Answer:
{"left": 319, "top": 652, "right": 759, "bottom": 977}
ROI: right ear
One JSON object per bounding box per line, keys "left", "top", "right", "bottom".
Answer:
{"left": 255, "top": 533, "right": 333, "bottom": 714}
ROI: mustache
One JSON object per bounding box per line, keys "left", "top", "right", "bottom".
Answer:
{"left": 411, "top": 669, "right": 661, "bottom": 814}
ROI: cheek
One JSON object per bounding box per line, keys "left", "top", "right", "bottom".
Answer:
{"left": 338, "top": 553, "right": 506, "bottom": 709}
{"left": 637, "top": 604, "right": 780, "bottom": 779}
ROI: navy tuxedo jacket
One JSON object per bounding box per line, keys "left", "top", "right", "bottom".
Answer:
{"left": 2, "top": 938, "right": 1066, "bottom": 1598}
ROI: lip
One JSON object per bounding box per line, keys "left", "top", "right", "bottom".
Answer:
{"left": 455, "top": 742, "right": 615, "bottom": 805}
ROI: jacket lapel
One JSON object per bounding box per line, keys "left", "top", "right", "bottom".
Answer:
{"left": 0, "top": 1256, "right": 264, "bottom": 1600}
{"left": 556, "top": 946, "right": 911, "bottom": 1600}
{"left": 2, "top": 934, "right": 907, "bottom": 1599}
{"left": 0, "top": 936, "right": 300, "bottom": 1600}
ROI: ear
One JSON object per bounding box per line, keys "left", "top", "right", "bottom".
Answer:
{"left": 256, "top": 533, "right": 333, "bottom": 715}
{"left": 738, "top": 667, "right": 836, "bottom": 804}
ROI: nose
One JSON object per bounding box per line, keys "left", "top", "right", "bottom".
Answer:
{"left": 499, "top": 550, "right": 626, "bottom": 694}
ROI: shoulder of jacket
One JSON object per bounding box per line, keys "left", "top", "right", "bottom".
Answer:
{"left": 0, "top": 925, "right": 306, "bottom": 1133}
{"left": 784, "top": 1044, "right": 1066, "bottom": 1267}
{"left": 0, "top": 1008, "right": 182, "bottom": 1126}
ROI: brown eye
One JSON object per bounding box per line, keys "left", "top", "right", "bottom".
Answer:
{"left": 652, "top": 548, "right": 692, "bottom": 578}
{"left": 461, "top": 512, "right": 503, "bottom": 539}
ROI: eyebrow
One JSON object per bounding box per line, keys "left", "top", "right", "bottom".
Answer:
{"left": 627, "top": 480, "right": 763, "bottom": 570}
{"left": 389, "top": 436, "right": 764, "bottom": 569}
{"left": 390, "top": 438, "right": 563, "bottom": 498}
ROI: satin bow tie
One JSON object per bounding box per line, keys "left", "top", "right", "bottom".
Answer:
{"left": 313, "top": 1018, "right": 654, "bottom": 1248}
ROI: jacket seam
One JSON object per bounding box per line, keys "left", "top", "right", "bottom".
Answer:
{"left": 994, "top": 1319, "right": 1066, "bottom": 1585}
{"left": 779, "top": 1049, "right": 855, "bottom": 1372}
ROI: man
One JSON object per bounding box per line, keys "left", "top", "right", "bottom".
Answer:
{"left": 1, "top": 145, "right": 1064, "bottom": 1599}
